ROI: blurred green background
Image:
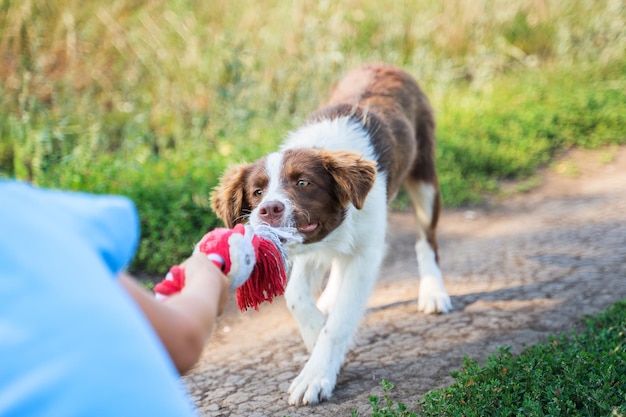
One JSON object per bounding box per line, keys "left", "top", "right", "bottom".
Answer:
{"left": 1, "top": 0, "right": 624, "bottom": 274}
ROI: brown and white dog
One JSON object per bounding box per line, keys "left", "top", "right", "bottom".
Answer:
{"left": 211, "top": 63, "right": 452, "bottom": 406}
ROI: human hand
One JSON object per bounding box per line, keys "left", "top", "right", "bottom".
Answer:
{"left": 180, "top": 252, "right": 229, "bottom": 316}
{"left": 193, "top": 224, "right": 258, "bottom": 289}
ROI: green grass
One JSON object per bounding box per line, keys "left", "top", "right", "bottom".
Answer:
{"left": 1, "top": 0, "right": 625, "bottom": 274}
{"left": 356, "top": 300, "right": 626, "bottom": 416}
{"left": 435, "top": 62, "right": 626, "bottom": 205}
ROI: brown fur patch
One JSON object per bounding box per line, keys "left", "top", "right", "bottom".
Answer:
{"left": 322, "top": 63, "right": 437, "bottom": 199}
{"left": 211, "top": 161, "right": 264, "bottom": 227}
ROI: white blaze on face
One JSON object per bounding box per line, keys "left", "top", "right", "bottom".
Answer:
{"left": 263, "top": 152, "right": 284, "bottom": 202}
{"left": 250, "top": 152, "right": 293, "bottom": 227}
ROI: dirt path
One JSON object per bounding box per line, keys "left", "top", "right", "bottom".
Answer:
{"left": 184, "top": 146, "right": 626, "bottom": 417}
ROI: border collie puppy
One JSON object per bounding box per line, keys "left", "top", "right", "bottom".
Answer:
{"left": 211, "top": 63, "right": 452, "bottom": 406}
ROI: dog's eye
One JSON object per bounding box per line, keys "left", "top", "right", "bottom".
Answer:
{"left": 297, "top": 179, "right": 309, "bottom": 187}
{"left": 254, "top": 189, "right": 263, "bottom": 196}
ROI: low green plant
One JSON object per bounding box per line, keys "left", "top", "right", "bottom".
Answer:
{"left": 419, "top": 300, "right": 626, "bottom": 416}
{"left": 353, "top": 380, "right": 417, "bottom": 417}
{"left": 356, "top": 301, "right": 626, "bottom": 416}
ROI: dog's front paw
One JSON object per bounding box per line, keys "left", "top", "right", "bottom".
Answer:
{"left": 288, "top": 364, "right": 336, "bottom": 406}
{"left": 418, "top": 279, "right": 452, "bottom": 314}
{"left": 418, "top": 291, "right": 452, "bottom": 314}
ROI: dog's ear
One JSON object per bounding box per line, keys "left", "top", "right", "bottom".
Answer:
{"left": 211, "top": 163, "right": 253, "bottom": 228}
{"left": 322, "top": 150, "right": 377, "bottom": 210}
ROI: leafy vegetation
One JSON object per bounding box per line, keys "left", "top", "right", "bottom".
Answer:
{"left": 353, "top": 380, "right": 417, "bottom": 417}
{"left": 1, "top": 0, "right": 624, "bottom": 274}
{"left": 357, "top": 300, "right": 626, "bottom": 416}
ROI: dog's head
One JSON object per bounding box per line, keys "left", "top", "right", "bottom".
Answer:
{"left": 211, "top": 148, "right": 377, "bottom": 244}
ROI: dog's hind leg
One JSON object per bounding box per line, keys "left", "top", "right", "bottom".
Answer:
{"left": 403, "top": 100, "right": 451, "bottom": 313}
{"left": 405, "top": 132, "right": 452, "bottom": 314}
{"left": 405, "top": 178, "right": 451, "bottom": 313}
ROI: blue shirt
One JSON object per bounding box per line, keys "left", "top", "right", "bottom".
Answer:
{"left": 0, "top": 180, "right": 197, "bottom": 416}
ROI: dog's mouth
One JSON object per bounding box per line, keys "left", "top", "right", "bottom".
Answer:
{"left": 298, "top": 222, "right": 319, "bottom": 233}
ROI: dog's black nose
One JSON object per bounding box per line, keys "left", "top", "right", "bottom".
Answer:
{"left": 258, "top": 201, "right": 285, "bottom": 226}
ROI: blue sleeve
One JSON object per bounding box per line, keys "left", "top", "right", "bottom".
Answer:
{"left": 0, "top": 180, "right": 198, "bottom": 417}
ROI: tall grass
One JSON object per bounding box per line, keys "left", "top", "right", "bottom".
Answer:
{"left": 1, "top": 0, "right": 624, "bottom": 273}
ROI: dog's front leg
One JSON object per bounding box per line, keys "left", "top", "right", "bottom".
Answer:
{"left": 288, "top": 251, "right": 381, "bottom": 406}
{"left": 285, "top": 256, "right": 329, "bottom": 353}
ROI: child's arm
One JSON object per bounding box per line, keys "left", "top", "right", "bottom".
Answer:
{"left": 119, "top": 252, "right": 229, "bottom": 375}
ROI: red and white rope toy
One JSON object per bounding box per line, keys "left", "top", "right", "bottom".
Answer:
{"left": 154, "top": 224, "right": 299, "bottom": 311}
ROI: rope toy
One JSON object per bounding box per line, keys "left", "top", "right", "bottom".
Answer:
{"left": 154, "top": 224, "right": 300, "bottom": 311}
